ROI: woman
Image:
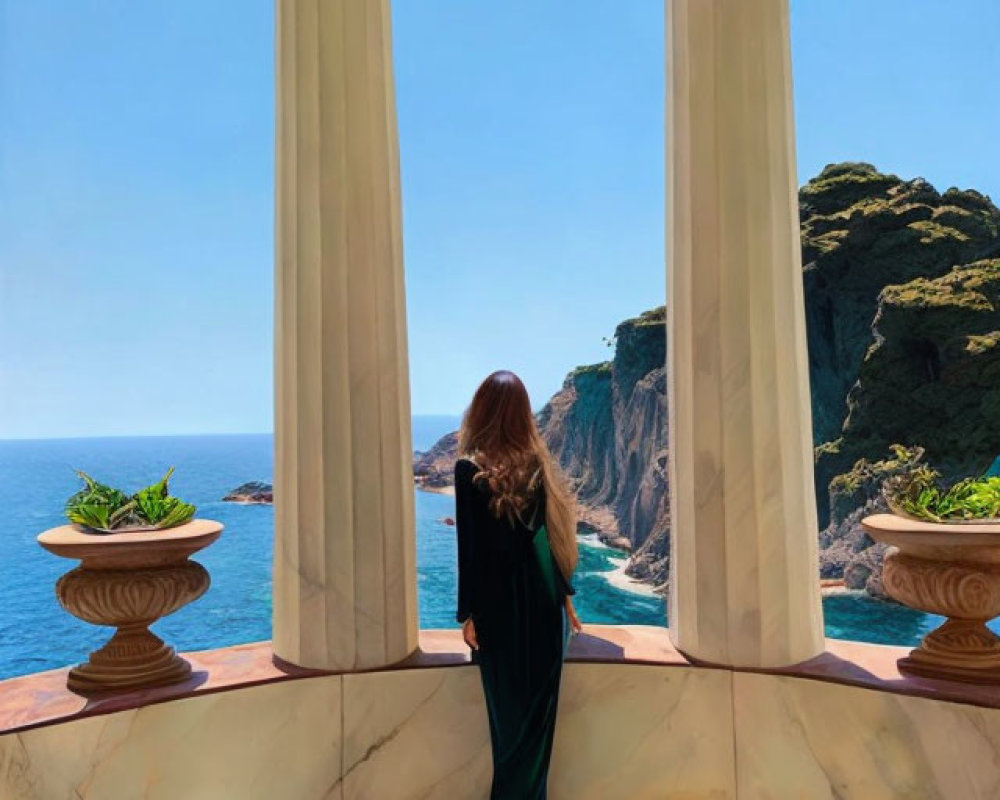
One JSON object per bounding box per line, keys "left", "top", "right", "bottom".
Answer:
{"left": 454, "top": 370, "right": 583, "bottom": 800}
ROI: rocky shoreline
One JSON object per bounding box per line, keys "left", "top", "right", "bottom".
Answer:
{"left": 222, "top": 481, "right": 273, "bottom": 504}
{"left": 221, "top": 473, "right": 854, "bottom": 599}
{"left": 221, "top": 473, "right": 629, "bottom": 550}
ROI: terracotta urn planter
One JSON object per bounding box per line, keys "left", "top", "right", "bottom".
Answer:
{"left": 38, "top": 519, "right": 222, "bottom": 694}
{"left": 862, "top": 512, "right": 1000, "bottom": 684}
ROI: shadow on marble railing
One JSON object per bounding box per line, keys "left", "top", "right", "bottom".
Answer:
{"left": 4, "top": 623, "right": 1000, "bottom": 737}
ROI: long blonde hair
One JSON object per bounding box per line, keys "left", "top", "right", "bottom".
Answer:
{"left": 458, "top": 370, "right": 579, "bottom": 584}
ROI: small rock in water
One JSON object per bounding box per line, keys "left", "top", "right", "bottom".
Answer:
{"left": 223, "top": 481, "right": 273, "bottom": 504}
{"left": 439, "top": 516, "right": 456, "bottom": 526}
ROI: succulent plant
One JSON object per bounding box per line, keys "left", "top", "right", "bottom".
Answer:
{"left": 65, "top": 468, "right": 196, "bottom": 532}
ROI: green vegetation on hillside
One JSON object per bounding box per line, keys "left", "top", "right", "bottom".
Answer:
{"left": 884, "top": 468, "right": 1000, "bottom": 523}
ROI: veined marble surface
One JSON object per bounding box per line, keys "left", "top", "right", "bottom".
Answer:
{"left": 0, "top": 678, "right": 342, "bottom": 800}
{"left": 10, "top": 628, "right": 1000, "bottom": 741}
{"left": 734, "top": 672, "right": 1000, "bottom": 800}
{"left": 0, "top": 662, "right": 734, "bottom": 800}
{"left": 341, "top": 668, "right": 491, "bottom": 799}
{"left": 272, "top": 0, "right": 419, "bottom": 673}
{"left": 6, "top": 643, "right": 1000, "bottom": 798}
{"left": 342, "top": 663, "right": 736, "bottom": 800}
{"left": 667, "top": 0, "right": 825, "bottom": 668}
{"left": 549, "top": 663, "right": 735, "bottom": 800}
{"left": 0, "top": 625, "right": 688, "bottom": 737}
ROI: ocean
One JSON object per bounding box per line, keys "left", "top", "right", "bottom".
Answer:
{"left": 0, "top": 421, "right": 941, "bottom": 681}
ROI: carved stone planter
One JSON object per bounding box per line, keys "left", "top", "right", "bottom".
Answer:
{"left": 38, "top": 519, "right": 223, "bottom": 694}
{"left": 862, "top": 513, "right": 1000, "bottom": 684}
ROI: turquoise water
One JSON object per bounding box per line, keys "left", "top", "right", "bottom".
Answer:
{"left": 0, "top": 428, "right": 947, "bottom": 680}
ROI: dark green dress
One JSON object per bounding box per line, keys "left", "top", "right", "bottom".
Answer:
{"left": 454, "top": 458, "right": 576, "bottom": 800}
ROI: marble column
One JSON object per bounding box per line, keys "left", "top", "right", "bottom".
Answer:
{"left": 666, "top": 0, "right": 825, "bottom": 667}
{"left": 272, "top": 0, "right": 419, "bottom": 671}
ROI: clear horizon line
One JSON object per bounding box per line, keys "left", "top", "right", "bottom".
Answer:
{"left": 0, "top": 413, "right": 468, "bottom": 444}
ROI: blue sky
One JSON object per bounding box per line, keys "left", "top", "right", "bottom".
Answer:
{"left": 1, "top": 0, "right": 998, "bottom": 439}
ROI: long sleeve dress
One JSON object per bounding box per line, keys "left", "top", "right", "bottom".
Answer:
{"left": 454, "top": 457, "right": 576, "bottom": 800}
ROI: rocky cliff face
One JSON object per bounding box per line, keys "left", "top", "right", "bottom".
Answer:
{"left": 410, "top": 306, "right": 671, "bottom": 593}
{"left": 802, "top": 163, "right": 1000, "bottom": 451}
{"left": 414, "top": 307, "right": 669, "bottom": 567}
{"left": 413, "top": 431, "right": 460, "bottom": 492}
{"left": 816, "top": 259, "right": 1000, "bottom": 511}
{"left": 536, "top": 363, "right": 618, "bottom": 514}
{"left": 535, "top": 307, "right": 669, "bottom": 558}
{"left": 416, "top": 163, "right": 1000, "bottom": 598}
{"left": 816, "top": 446, "right": 926, "bottom": 599}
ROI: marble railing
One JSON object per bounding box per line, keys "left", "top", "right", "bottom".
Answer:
{"left": 2, "top": 625, "right": 1000, "bottom": 799}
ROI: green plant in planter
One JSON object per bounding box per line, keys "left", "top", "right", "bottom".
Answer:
{"left": 64, "top": 472, "right": 132, "bottom": 530}
{"left": 883, "top": 465, "right": 1000, "bottom": 523}
{"left": 65, "top": 467, "right": 196, "bottom": 532}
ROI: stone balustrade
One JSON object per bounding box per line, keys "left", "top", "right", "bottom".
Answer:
{"left": 4, "top": 626, "right": 1000, "bottom": 799}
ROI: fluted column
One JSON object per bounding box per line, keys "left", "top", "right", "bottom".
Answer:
{"left": 272, "top": 0, "right": 419, "bottom": 670}
{"left": 666, "top": 0, "right": 824, "bottom": 667}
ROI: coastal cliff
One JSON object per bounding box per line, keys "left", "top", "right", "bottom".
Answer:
{"left": 802, "top": 163, "right": 1000, "bottom": 452}
{"left": 537, "top": 307, "right": 669, "bottom": 557}
{"left": 411, "top": 307, "right": 668, "bottom": 562}
{"left": 414, "top": 163, "right": 1000, "bottom": 598}
{"left": 816, "top": 258, "right": 1000, "bottom": 491}
{"left": 413, "top": 432, "right": 459, "bottom": 492}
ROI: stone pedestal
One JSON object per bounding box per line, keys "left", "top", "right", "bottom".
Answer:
{"left": 666, "top": 0, "right": 825, "bottom": 667}
{"left": 272, "top": 0, "right": 419, "bottom": 671}
{"left": 38, "top": 520, "right": 222, "bottom": 694}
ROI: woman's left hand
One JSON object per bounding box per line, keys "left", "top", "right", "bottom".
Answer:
{"left": 565, "top": 597, "right": 583, "bottom": 635}
{"left": 462, "top": 617, "right": 479, "bottom": 650}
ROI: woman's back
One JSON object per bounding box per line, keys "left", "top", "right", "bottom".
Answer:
{"left": 457, "top": 457, "right": 544, "bottom": 552}
{"left": 455, "top": 458, "right": 572, "bottom": 628}
{"left": 452, "top": 370, "right": 581, "bottom": 799}
{"left": 454, "top": 456, "right": 567, "bottom": 799}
